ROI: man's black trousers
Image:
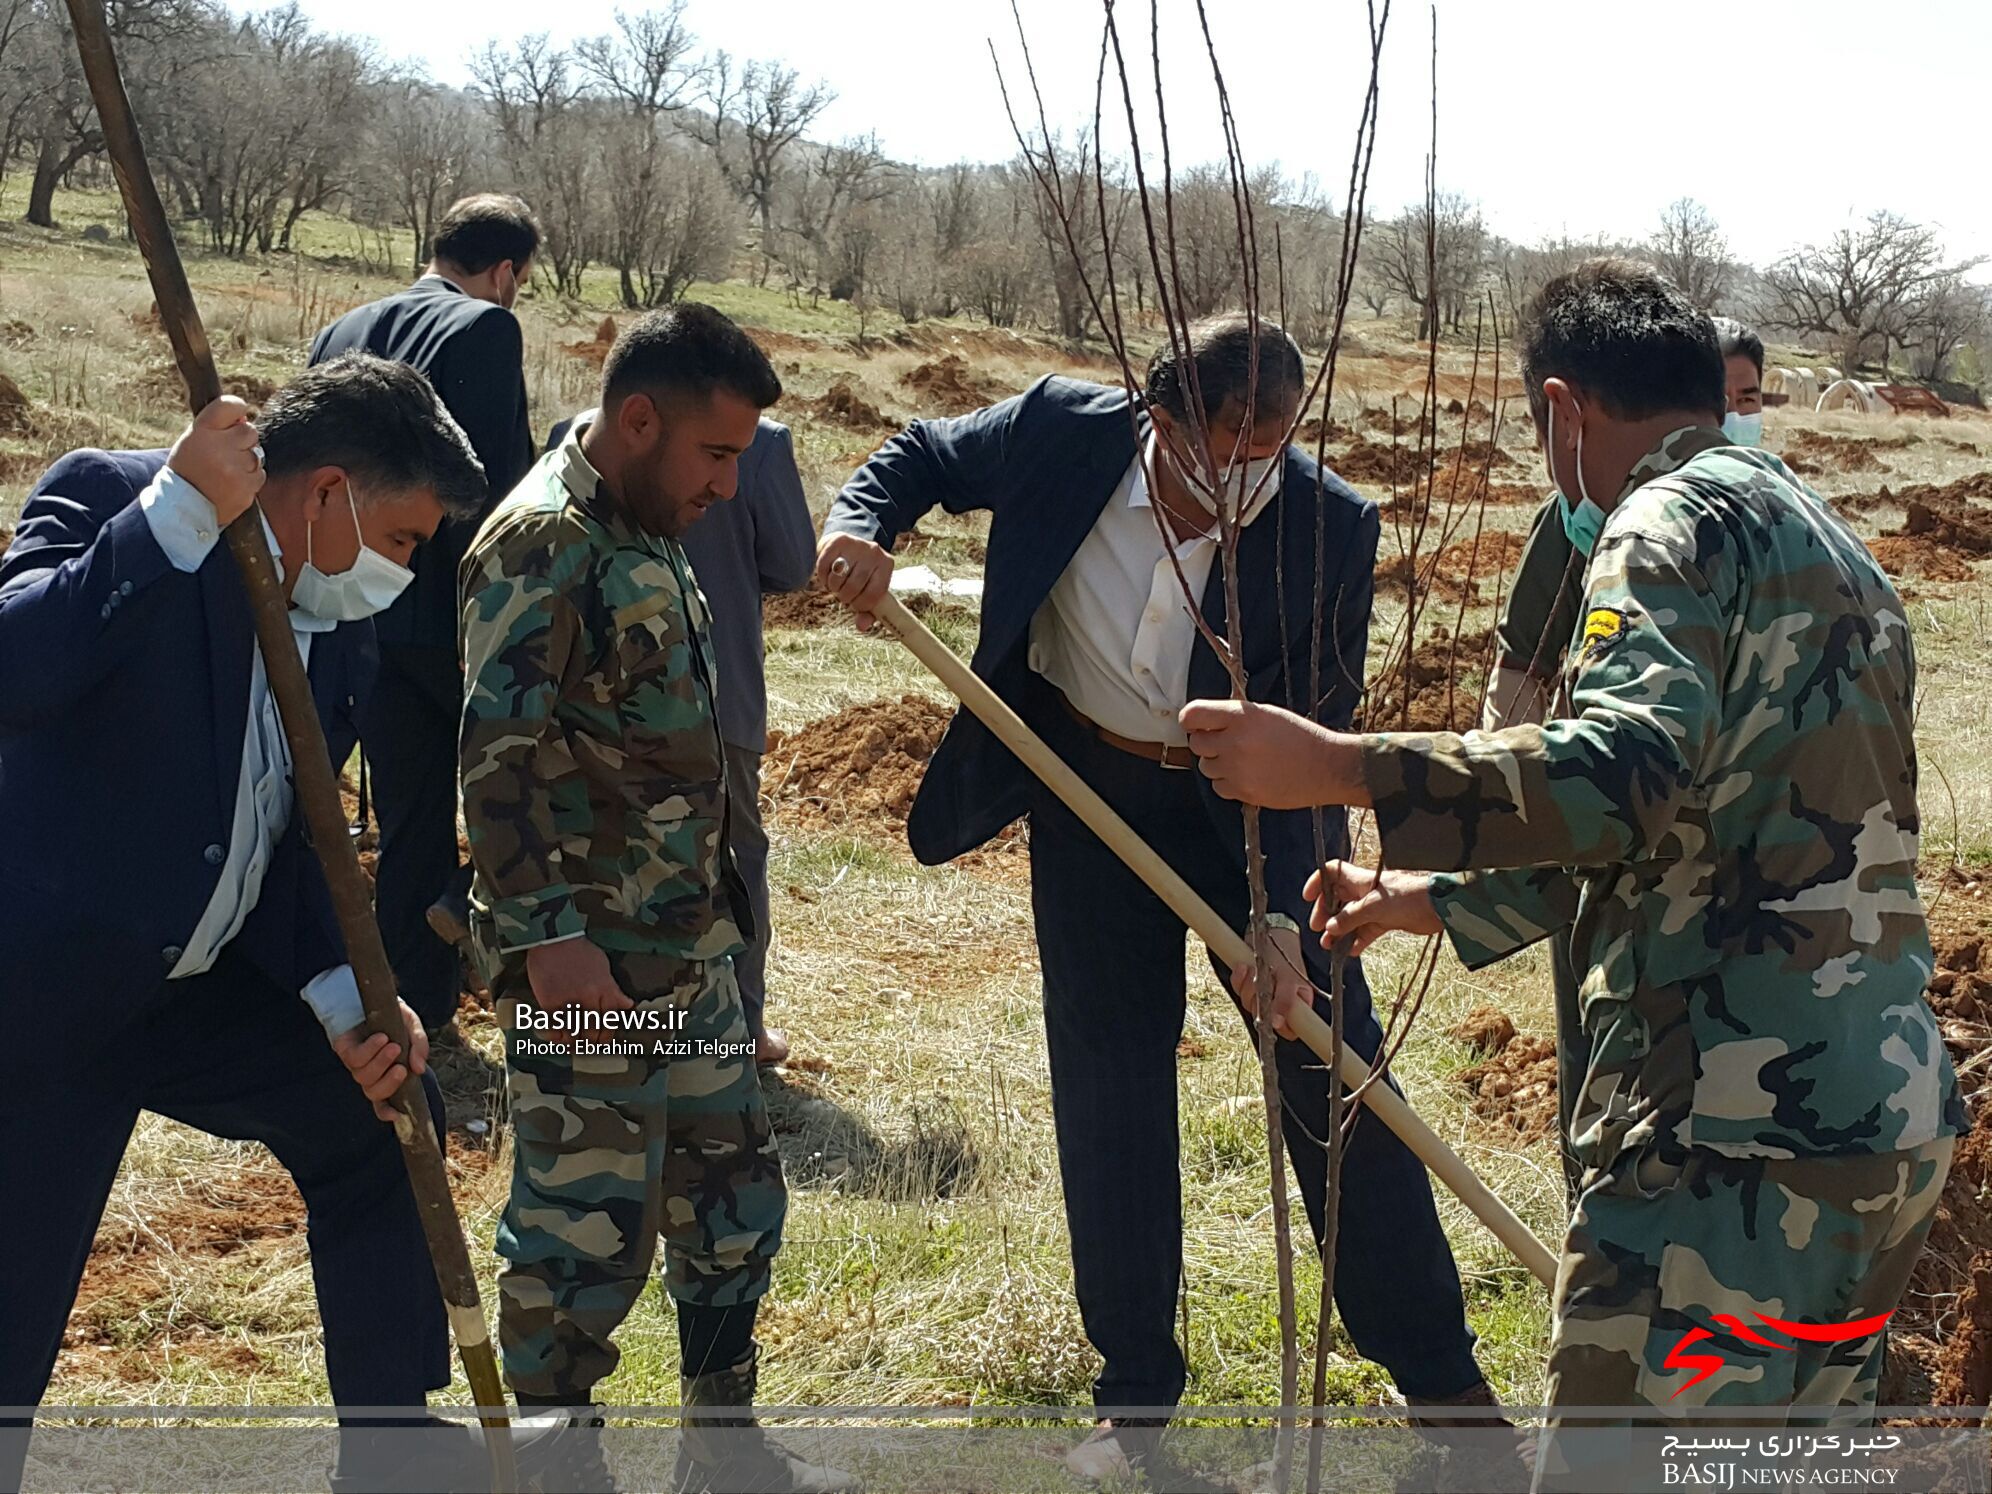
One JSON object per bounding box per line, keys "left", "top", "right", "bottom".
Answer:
{"left": 0, "top": 949, "right": 451, "bottom": 1413}
{"left": 1027, "top": 699, "right": 1485, "bottom": 1411}
{"left": 357, "top": 642, "right": 464, "bottom": 1029}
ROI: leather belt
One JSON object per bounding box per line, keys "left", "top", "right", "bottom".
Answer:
{"left": 1061, "top": 696, "right": 1196, "bottom": 770}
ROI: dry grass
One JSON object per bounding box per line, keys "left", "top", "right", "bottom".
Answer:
{"left": 15, "top": 182, "right": 1992, "bottom": 1430}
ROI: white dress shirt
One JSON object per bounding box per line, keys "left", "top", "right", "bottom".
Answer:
{"left": 1028, "top": 440, "right": 1276, "bottom": 746}
{"left": 140, "top": 467, "right": 365, "bottom": 1037}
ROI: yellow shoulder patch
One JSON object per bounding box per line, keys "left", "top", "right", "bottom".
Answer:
{"left": 1580, "top": 606, "right": 1628, "bottom": 658}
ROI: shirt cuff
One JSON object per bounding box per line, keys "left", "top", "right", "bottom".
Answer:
{"left": 301, "top": 964, "right": 367, "bottom": 1038}
{"left": 138, "top": 465, "right": 225, "bottom": 573}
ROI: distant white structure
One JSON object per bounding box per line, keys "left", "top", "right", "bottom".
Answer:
{"left": 1817, "top": 378, "right": 1884, "bottom": 414}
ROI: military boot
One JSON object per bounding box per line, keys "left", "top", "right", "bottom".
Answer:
{"left": 674, "top": 1347, "right": 860, "bottom": 1494}
{"left": 512, "top": 1405, "right": 619, "bottom": 1494}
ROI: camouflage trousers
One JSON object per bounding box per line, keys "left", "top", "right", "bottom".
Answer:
{"left": 493, "top": 950, "right": 787, "bottom": 1402}
{"left": 1543, "top": 1136, "right": 1952, "bottom": 1422}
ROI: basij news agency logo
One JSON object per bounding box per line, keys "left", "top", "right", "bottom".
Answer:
{"left": 1661, "top": 1308, "right": 1894, "bottom": 1396}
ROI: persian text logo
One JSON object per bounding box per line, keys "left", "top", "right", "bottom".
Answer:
{"left": 1661, "top": 1311, "right": 1893, "bottom": 1397}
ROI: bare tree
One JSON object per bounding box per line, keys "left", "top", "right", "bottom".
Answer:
{"left": 1905, "top": 272, "right": 1991, "bottom": 382}
{"left": 1650, "top": 196, "right": 1731, "bottom": 311}
{"left": 573, "top": 2, "right": 701, "bottom": 117}
{"left": 1374, "top": 190, "right": 1485, "bottom": 340}
{"left": 688, "top": 53, "right": 833, "bottom": 281}
{"left": 471, "top": 35, "right": 598, "bottom": 295}
{"left": 373, "top": 80, "right": 478, "bottom": 273}
{"left": 1758, "top": 211, "right": 1977, "bottom": 374}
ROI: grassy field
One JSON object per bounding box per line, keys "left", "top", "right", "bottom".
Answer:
{"left": 7, "top": 180, "right": 1991, "bottom": 1453}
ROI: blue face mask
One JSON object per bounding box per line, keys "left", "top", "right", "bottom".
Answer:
{"left": 1547, "top": 403, "right": 1606, "bottom": 556}
{"left": 1722, "top": 410, "right": 1764, "bottom": 448}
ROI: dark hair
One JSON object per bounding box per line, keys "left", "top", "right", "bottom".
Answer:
{"left": 261, "top": 354, "right": 487, "bottom": 518}
{"left": 1520, "top": 258, "right": 1725, "bottom": 428}
{"left": 432, "top": 193, "right": 541, "bottom": 276}
{"left": 1145, "top": 312, "right": 1305, "bottom": 427}
{"left": 600, "top": 303, "right": 783, "bottom": 412}
{"left": 1712, "top": 315, "right": 1765, "bottom": 376}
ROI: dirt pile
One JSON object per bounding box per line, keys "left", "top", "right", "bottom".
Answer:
{"left": 1329, "top": 436, "right": 1437, "bottom": 487}
{"left": 1867, "top": 535, "right": 1974, "bottom": 583}
{"left": 765, "top": 694, "right": 953, "bottom": 834}
{"left": 764, "top": 587, "right": 845, "bottom": 630}
{"left": 563, "top": 315, "right": 620, "bottom": 366}
{"left": 1448, "top": 1006, "right": 1557, "bottom": 1141}
{"left": 1358, "top": 625, "right": 1494, "bottom": 732}
{"left": 0, "top": 371, "right": 31, "bottom": 433}
{"left": 808, "top": 380, "right": 896, "bottom": 431}
{"left": 901, "top": 355, "right": 1007, "bottom": 416}
{"left": 1781, "top": 428, "right": 1908, "bottom": 477}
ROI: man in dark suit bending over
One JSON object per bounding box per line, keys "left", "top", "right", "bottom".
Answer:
{"left": 816, "top": 315, "right": 1497, "bottom": 1481}
{"left": 310, "top": 193, "right": 538, "bottom": 1029}
{"left": 0, "top": 357, "right": 490, "bottom": 1491}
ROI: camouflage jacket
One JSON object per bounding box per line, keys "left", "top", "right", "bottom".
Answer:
{"left": 1364, "top": 426, "right": 1965, "bottom": 1167}
{"left": 459, "top": 420, "right": 745, "bottom": 971}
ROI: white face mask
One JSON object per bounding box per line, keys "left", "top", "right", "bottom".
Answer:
{"left": 1722, "top": 410, "right": 1764, "bottom": 448}
{"left": 1172, "top": 449, "right": 1283, "bottom": 522}
{"left": 291, "top": 481, "right": 415, "bottom": 624}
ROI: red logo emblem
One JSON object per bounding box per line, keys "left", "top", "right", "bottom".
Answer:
{"left": 1661, "top": 1312, "right": 1893, "bottom": 1397}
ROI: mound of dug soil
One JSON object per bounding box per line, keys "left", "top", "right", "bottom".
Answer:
{"left": 764, "top": 588, "right": 845, "bottom": 630}
{"left": 901, "top": 355, "right": 1008, "bottom": 416}
{"left": 1781, "top": 428, "right": 1908, "bottom": 477}
{"left": 1329, "top": 436, "right": 1438, "bottom": 487}
{"left": 0, "top": 371, "right": 30, "bottom": 433}
{"left": 1448, "top": 1005, "right": 1557, "bottom": 1141}
{"left": 1358, "top": 626, "right": 1494, "bottom": 733}
{"left": 1867, "top": 534, "right": 1975, "bottom": 583}
{"left": 808, "top": 380, "right": 896, "bottom": 431}
{"left": 765, "top": 694, "right": 952, "bottom": 832}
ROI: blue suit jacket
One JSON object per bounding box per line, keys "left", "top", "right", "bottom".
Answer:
{"left": 0, "top": 450, "right": 373, "bottom": 1026}
{"left": 823, "top": 376, "right": 1380, "bottom": 936}
{"left": 311, "top": 276, "right": 532, "bottom": 651}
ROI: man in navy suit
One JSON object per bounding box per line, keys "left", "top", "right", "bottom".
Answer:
{"left": 310, "top": 193, "right": 538, "bottom": 1030}
{"left": 819, "top": 314, "right": 1494, "bottom": 1477}
{"left": 0, "top": 356, "right": 489, "bottom": 1491}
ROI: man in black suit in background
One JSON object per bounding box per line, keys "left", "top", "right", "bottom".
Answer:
{"left": 310, "top": 193, "right": 539, "bottom": 1029}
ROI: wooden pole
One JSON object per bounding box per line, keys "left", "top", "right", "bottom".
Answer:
{"left": 62, "top": 3, "right": 516, "bottom": 1482}
{"left": 869, "top": 590, "right": 1559, "bottom": 1289}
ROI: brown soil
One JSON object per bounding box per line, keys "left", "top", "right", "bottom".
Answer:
{"left": 764, "top": 587, "right": 846, "bottom": 630}
{"left": 808, "top": 380, "right": 896, "bottom": 431}
{"left": 764, "top": 694, "right": 1023, "bottom": 863}
{"left": 1329, "top": 435, "right": 1438, "bottom": 487}
{"left": 1895, "top": 905, "right": 1992, "bottom": 1409}
{"left": 1893, "top": 494, "right": 1992, "bottom": 557}
{"left": 1868, "top": 535, "right": 1975, "bottom": 583}
{"left": 563, "top": 316, "right": 620, "bottom": 367}
{"left": 1451, "top": 1004, "right": 1517, "bottom": 1056}
{"left": 1358, "top": 625, "right": 1494, "bottom": 732}
{"left": 0, "top": 370, "right": 30, "bottom": 433}
{"left": 901, "top": 355, "right": 1008, "bottom": 416}
{"left": 1780, "top": 428, "right": 1909, "bottom": 477}
{"left": 765, "top": 694, "right": 954, "bottom": 833}
{"left": 1450, "top": 1010, "right": 1558, "bottom": 1141}
{"left": 895, "top": 527, "right": 988, "bottom": 565}
{"left": 1846, "top": 469, "right": 1992, "bottom": 516}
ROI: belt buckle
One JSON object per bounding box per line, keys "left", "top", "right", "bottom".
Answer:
{"left": 1158, "top": 743, "right": 1193, "bottom": 771}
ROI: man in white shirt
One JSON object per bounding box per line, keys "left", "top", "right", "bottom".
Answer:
{"left": 817, "top": 315, "right": 1495, "bottom": 1481}
{"left": 0, "top": 357, "right": 492, "bottom": 1492}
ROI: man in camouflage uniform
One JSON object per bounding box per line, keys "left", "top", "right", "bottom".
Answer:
{"left": 1484, "top": 315, "right": 1777, "bottom": 1207}
{"left": 1179, "top": 262, "right": 1966, "bottom": 1441}
{"left": 460, "top": 304, "right": 854, "bottom": 1494}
